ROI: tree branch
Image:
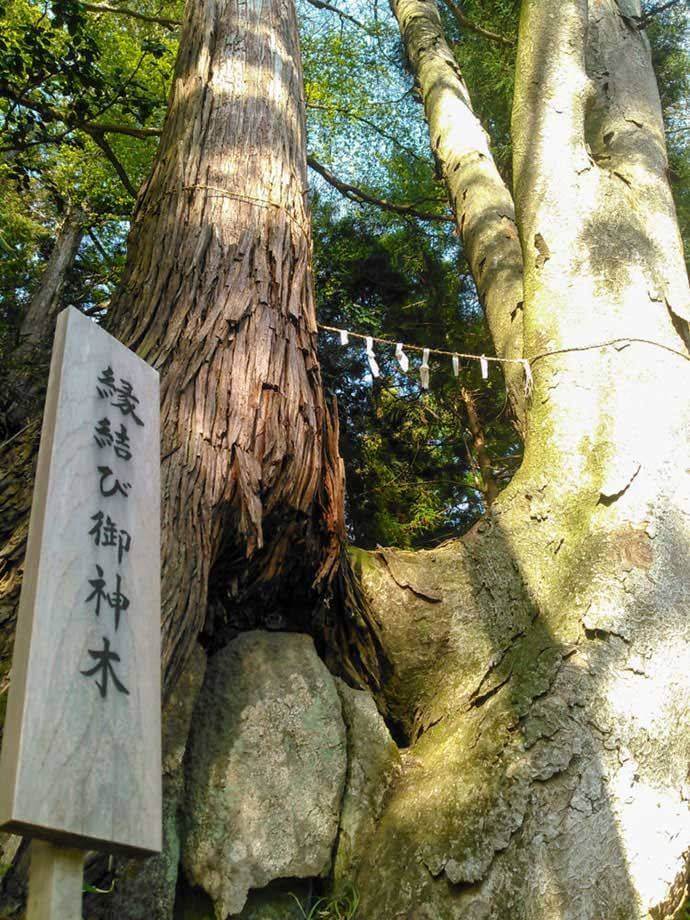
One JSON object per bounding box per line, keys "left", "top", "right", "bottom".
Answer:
{"left": 637, "top": 0, "right": 684, "bottom": 27}
{"left": 306, "top": 102, "right": 426, "bottom": 162}
{"left": 81, "top": 2, "right": 180, "bottom": 30}
{"left": 0, "top": 80, "right": 162, "bottom": 141}
{"left": 389, "top": 0, "right": 525, "bottom": 429}
{"left": 0, "top": 81, "right": 58, "bottom": 123}
{"left": 307, "top": 156, "right": 454, "bottom": 223}
{"left": 459, "top": 385, "right": 499, "bottom": 506}
{"left": 303, "top": 0, "right": 368, "bottom": 30}
{"left": 440, "top": 0, "right": 514, "bottom": 47}
{"left": 87, "top": 228, "right": 110, "bottom": 260}
{"left": 87, "top": 122, "right": 162, "bottom": 138}
{"left": 88, "top": 130, "right": 138, "bottom": 197}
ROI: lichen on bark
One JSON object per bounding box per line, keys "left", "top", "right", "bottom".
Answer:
{"left": 351, "top": 0, "right": 690, "bottom": 916}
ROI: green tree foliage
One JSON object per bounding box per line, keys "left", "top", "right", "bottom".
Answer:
{"left": 0, "top": 0, "right": 179, "bottom": 362}
{"left": 313, "top": 201, "right": 519, "bottom": 548}
{"left": 647, "top": 4, "right": 690, "bottom": 264}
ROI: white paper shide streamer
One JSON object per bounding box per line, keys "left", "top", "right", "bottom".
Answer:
{"left": 522, "top": 358, "right": 534, "bottom": 396}
{"left": 324, "top": 323, "right": 532, "bottom": 395}
{"left": 420, "top": 348, "right": 430, "bottom": 390}
{"left": 365, "top": 336, "right": 380, "bottom": 378}
{"left": 395, "top": 342, "right": 409, "bottom": 373}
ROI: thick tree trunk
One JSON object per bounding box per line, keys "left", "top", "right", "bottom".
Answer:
{"left": 390, "top": 0, "right": 526, "bottom": 428}
{"left": 1, "top": 206, "right": 85, "bottom": 433}
{"left": 18, "top": 206, "right": 85, "bottom": 352}
{"left": 105, "top": 0, "right": 345, "bottom": 687}
{"left": 0, "top": 0, "right": 344, "bottom": 706}
{"left": 354, "top": 1, "right": 690, "bottom": 917}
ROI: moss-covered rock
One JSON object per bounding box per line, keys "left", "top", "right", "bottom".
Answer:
{"left": 182, "top": 631, "right": 347, "bottom": 919}
{"left": 333, "top": 679, "right": 401, "bottom": 884}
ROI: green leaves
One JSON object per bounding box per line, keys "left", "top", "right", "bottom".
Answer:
{"left": 0, "top": 0, "right": 177, "bottom": 208}
{"left": 313, "top": 205, "right": 519, "bottom": 547}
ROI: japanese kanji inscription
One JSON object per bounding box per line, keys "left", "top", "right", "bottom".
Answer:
{"left": 0, "top": 307, "right": 161, "bottom": 856}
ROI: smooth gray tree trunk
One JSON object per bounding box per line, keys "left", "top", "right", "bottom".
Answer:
{"left": 353, "top": 1, "right": 690, "bottom": 916}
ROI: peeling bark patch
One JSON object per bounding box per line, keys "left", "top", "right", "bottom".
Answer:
{"left": 611, "top": 526, "right": 653, "bottom": 571}
{"left": 534, "top": 233, "right": 551, "bottom": 269}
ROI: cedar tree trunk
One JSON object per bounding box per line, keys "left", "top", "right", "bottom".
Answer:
{"left": 0, "top": 0, "right": 345, "bottom": 708}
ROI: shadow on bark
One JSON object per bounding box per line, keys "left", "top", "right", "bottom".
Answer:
{"left": 353, "top": 457, "right": 690, "bottom": 917}
{"left": 349, "top": 155, "right": 690, "bottom": 916}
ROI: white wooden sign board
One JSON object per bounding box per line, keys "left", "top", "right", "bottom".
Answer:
{"left": 0, "top": 306, "right": 161, "bottom": 856}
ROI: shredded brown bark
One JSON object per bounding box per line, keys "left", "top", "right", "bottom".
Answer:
{"left": 0, "top": 0, "right": 347, "bottom": 697}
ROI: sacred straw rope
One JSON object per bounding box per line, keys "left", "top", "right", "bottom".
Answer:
{"left": 317, "top": 323, "right": 533, "bottom": 393}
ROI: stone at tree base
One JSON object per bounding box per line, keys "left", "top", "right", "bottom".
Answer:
{"left": 0, "top": 835, "right": 28, "bottom": 919}
{"left": 182, "top": 631, "right": 347, "bottom": 919}
{"left": 230, "top": 879, "right": 312, "bottom": 919}
{"left": 88, "top": 643, "right": 207, "bottom": 920}
{"left": 333, "top": 679, "right": 401, "bottom": 884}
{"left": 174, "top": 878, "right": 311, "bottom": 920}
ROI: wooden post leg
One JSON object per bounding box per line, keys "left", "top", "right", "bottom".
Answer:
{"left": 26, "top": 840, "right": 84, "bottom": 920}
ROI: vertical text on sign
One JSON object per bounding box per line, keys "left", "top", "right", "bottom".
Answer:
{"left": 80, "top": 364, "right": 145, "bottom": 698}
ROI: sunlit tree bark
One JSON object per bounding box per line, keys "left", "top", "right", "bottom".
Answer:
{"left": 353, "top": 1, "right": 690, "bottom": 916}
{"left": 0, "top": 0, "right": 344, "bottom": 713}
{"left": 390, "top": 0, "right": 526, "bottom": 429}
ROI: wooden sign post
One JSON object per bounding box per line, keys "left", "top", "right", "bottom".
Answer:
{"left": 0, "top": 307, "right": 162, "bottom": 918}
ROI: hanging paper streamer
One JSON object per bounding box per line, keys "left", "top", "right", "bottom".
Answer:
{"left": 522, "top": 358, "right": 534, "bottom": 396}
{"left": 365, "top": 336, "right": 380, "bottom": 378}
{"left": 395, "top": 342, "right": 409, "bottom": 373}
{"left": 420, "top": 348, "right": 430, "bottom": 390}
{"left": 317, "top": 322, "right": 531, "bottom": 394}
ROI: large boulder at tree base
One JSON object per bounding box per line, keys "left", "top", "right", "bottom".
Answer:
{"left": 333, "top": 678, "right": 401, "bottom": 884}
{"left": 181, "top": 631, "right": 347, "bottom": 919}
